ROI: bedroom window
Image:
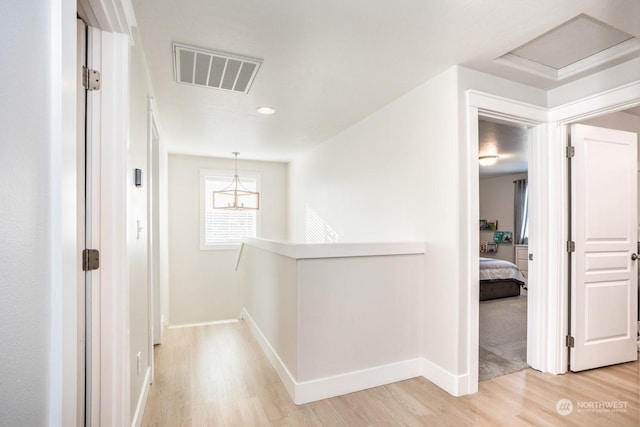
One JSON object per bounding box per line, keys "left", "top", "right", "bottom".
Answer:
{"left": 200, "top": 169, "right": 260, "bottom": 249}
{"left": 514, "top": 178, "right": 528, "bottom": 244}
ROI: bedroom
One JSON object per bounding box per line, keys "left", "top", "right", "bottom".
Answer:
{"left": 477, "top": 119, "right": 530, "bottom": 381}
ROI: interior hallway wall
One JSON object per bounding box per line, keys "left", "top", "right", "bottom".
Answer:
{"left": 287, "top": 65, "right": 548, "bottom": 392}
{"left": 128, "top": 27, "right": 155, "bottom": 418}
{"left": 0, "top": 0, "right": 56, "bottom": 423}
{"left": 168, "top": 154, "right": 287, "bottom": 325}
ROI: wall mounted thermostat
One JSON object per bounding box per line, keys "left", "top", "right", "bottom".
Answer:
{"left": 135, "top": 168, "right": 142, "bottom": 187}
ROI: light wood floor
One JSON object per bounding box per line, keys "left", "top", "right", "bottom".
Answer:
{"left": 142, "top": 321, "right": 639, "bottom": 426}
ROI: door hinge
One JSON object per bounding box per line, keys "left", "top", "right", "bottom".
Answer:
{"left": 566, "top": 241, "right": 575, "bottom": 252}
{"left": 566, "top": 335, "right": 575, "bottom": 348}
{"left": 82, "top": 66, "right": 101, "bottom": 91}
{"left": 566, "top": 146, "right": 575, "bottom": 158}
{"left": 82, "top": 249, "right": 100, "bottom": 271}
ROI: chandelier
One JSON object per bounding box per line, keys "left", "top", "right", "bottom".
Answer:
{"left": 212, "top": 152, "right": 260, "bottom": 210}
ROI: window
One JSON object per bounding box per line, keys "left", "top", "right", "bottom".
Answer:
{"left": 514, "top": 178, "right": 528, "bottom": 245}
{"left": 200, "top": 169, "right": 260, "bottom": 249}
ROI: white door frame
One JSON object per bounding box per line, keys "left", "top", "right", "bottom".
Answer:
{"left": 147, "top": 96, "right": 162, "bottom": 382}
{"left": 549, "top": 81, "right": 640, "bottom": 372}
{"left": 85, "top": 25, "right": 103, "bottom": 426}
{"left": 52, "top": 1, "right": 134, "bottom": 425}
{"left": 466, "top": 81, "right": 640, "bottom": 392}
{"left": 86, "top": 27, "right": 131, "bottom": 426}
{"left": 466, "top": 92, "right": 548, "bottom": 395}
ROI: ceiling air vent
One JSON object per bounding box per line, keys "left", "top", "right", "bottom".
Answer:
{"left": 173, "top": 43, "right": 262, "bottom": 94}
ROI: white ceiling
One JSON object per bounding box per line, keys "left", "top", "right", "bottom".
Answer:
{"left": 478, "top": 120, "right": 529, "bottom": 178}
{"left": 131, "top": 0, "right": 640, "bottom": 162}
{"left": 626, "top": 106, "right": 640, "bottom": 117}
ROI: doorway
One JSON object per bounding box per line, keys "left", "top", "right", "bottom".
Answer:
{"left": 467, "top": 87, "right": 640, "bottom": 395}
{"left": 567, "top": 109, "right": 640, "bottom": 371}
{"left": 477, "top": 118, "right": 531, "bottom": 381}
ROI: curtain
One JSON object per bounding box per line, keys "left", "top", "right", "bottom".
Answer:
{"left": 514, "top": 178, "right": 528, "bottom": 245}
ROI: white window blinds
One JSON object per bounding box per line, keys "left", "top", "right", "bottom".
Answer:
{"left": 202, "top": 174, "right": 258, "bottom": 246}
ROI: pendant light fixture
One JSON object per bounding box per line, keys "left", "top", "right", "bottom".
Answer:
{"left": 212, "top": 152, "right": 260, "bottom": 210}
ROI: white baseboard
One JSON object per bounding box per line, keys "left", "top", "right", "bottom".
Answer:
{"left": 241, "top": 307, "right": 467, "bottom": 404}
{"left": 295, "top": 358, "right": 422, "bottom": 404}
{"left": 168, "top": 318, "right": 239, "bottom": 329}
{"left": 241, "top": 309, "right": 297, "bottom": 399}
{"left": 421, "top": 358, "right": 469, "bottom": 397}
{"left": 131, "top": 367, "right": 151, "bottom": 427}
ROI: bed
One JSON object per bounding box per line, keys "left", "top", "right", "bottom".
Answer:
{"left": 479, "top": 257, "right": 526, "bottom": 301}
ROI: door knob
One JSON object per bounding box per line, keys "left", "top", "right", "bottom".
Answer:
{"left": 632, "top": 253, "right": 638, "bottom": 261}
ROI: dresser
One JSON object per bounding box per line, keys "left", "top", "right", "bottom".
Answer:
{"left": 514, "top": 245, "right": 528, "bottom": 282}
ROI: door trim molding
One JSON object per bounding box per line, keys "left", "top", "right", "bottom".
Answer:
{"left": 465, "top": 82, "right": 640, "bottom": 388}
{"left": 77, "top": 0, "right": 137, "bottom": 44}
{"left": 547, "top": 80, "right": 640, "bottom": 374}
{"left": 50, "top": 0, "right": 80, "bottom": 425}
{"left": 147, "top": 96, "right": 161, "bottom": 385}
{"left": 465, "top": 91, "right": 547, "bottom": 394}
{"left": 549, "top": 81, "right": 640, "bottom": 124}
{"left": 93, "top": 30, "right": 130, "bottom": 426}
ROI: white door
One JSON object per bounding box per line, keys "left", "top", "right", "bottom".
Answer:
{"left": 570, "top": 123, "right": 638, "bottom": 371}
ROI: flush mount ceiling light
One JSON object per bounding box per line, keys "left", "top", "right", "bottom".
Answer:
{"left": 256, "top": 106, "right": 276, "bottom": 115}
{"left": 212, "top": 152, "right": 260, "bottom": 210}
{"left": 479, "top": 155, "right": 499, "bottom": 166}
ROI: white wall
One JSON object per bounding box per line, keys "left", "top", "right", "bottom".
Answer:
{"left": 0, "top": 1, "right": 55, "bottom": 423}
{"left": 160, "top": 138, "right": 170, "bottom": 329}
{"left": 168, "top": 154, "right": 287, "bottom": 325}
{"left": 479, "top": 173, "right": 527, "bottom": 263}
{"left": 289, "top": 67, "right": 463, "bottom": 379}
{"left": 297, "top": 255, "right": 423, "bottom": 381}
{"left": 238, "top": 239, "right": 425, "bottom": 402}
{"left": 288, "top": 69, "right": 456, "bottom": 243}
{"left": 288, "top": 65, "right": 549, "bottom": 390}
{"left": 128, "top": 27, "right": 155, "bottom": 419}
{"left": 240, "top": 244, "right": 299, "bottom": 377}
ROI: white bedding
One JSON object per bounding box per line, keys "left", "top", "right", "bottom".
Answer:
{"left": 479, "top": 257, "right": 525, "bottom": 284}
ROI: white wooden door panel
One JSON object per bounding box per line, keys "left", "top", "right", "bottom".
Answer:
{"left": 570, "top": 123, "right": 638, "bottom": 372}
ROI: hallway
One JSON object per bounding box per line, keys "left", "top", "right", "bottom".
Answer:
{"left": 142, "top": 321, "right": 639, "bottom": 426}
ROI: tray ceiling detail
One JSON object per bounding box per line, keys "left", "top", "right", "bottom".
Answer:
{"left": 496, "top": 14, "right": 640, "bottom": 81}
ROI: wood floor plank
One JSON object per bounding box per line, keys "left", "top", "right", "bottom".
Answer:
{"left": 142, "top": 321, "right": 639, "bottom": 426}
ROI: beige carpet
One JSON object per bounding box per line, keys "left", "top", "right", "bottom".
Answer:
{"left": 479, "top": 294, "right": 527, "bottom": 381}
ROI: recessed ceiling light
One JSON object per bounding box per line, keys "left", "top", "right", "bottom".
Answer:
{"left": 256, "top": 106, "right": 276, "bottom": 115}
